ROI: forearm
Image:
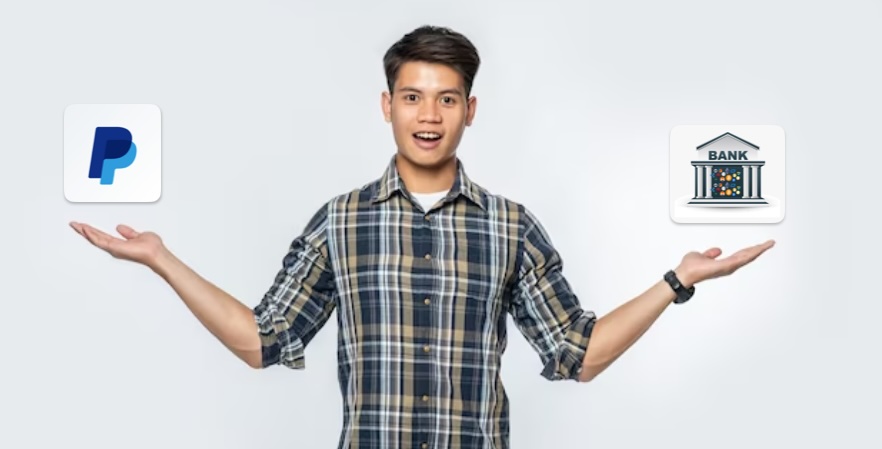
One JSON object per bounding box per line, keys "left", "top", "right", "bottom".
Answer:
{"left": 578, "top": 274, "right": 685, "bottom": 382}
{"left": 151, "top": 249, "right": 263, "bottom": 368}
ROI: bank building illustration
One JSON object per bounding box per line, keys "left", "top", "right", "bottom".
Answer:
{"left": 687, "top": 132, "right": 768, "bottom": 207}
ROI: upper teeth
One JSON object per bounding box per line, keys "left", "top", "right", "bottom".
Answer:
{"left": 416, "top": 132, "right": 440, "bottom": 139}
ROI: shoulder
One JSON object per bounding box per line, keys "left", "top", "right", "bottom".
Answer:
{"left": 325, "top": 179, "right": 382, "bottom": 211}
{"left": 300, "top": 180, "right": 381, "bottom": 232}
{"left": 469, "top": 180, "right": 544, "bottom": 231}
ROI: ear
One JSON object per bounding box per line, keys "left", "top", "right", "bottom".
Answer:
{"left": 381, "top": 91, "right": 392, "bottom": 123}
{"left": 465, "top": 96, "right": 477, "bottom": 126}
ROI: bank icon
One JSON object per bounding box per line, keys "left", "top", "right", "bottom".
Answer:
{"left": 670, "top": 125, "right": 785, "bottom": 224}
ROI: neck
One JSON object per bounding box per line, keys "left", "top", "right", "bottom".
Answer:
{"left": 395, "top": 154, "right": 457, "bottom": 194}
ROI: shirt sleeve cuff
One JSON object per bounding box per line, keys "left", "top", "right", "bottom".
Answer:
{"left": 540, "top": 311, "right": 596, "bottom": 381}
{"left": 254, "top": 309, "right": 307, "bottom": 370}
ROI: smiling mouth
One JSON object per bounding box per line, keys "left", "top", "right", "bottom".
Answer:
{"left": 413, "top": 131, "right": 442, "bottom": 141}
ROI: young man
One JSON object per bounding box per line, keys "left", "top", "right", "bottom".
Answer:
{"left": 70, "top": 25, "right": 774, "bottom": 449}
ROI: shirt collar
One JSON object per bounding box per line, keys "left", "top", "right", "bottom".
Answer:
{"left": 371, "top": 154, "right": 486, "bottom": 212}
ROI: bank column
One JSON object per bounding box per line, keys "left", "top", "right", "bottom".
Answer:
{"left": 705, "top": 165, "right": 713, "bottom": 198}
{"left": 756, "top": 165, "right": 763, "bottom": 199}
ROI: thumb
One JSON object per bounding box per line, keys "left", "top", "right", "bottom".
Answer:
{"left": 116, "top": 224, "right": 141, "bottom": 239}
{"left": 702, "top": 247, "right": 723, "bottom": 259}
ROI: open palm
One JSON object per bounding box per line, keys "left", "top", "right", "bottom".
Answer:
{"left": 677, "top": 239, "right": 776, "bottom": 286}
{"left": 70, "top": 221, "right": 164, "bottom": 266}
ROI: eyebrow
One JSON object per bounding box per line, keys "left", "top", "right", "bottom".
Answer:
{"left": 398, "top": 86, "right": 464, "bottom": 97}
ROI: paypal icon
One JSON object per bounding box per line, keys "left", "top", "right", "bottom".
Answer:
{"left": 64, "top": 104, "right": 161, "bottom": 203}
{"left": 88, "top": 127, "right": 137, "bottom": 185}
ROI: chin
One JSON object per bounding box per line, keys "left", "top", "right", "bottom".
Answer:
{"left": 400, "top": 147, "right": 455, "bottom": 169}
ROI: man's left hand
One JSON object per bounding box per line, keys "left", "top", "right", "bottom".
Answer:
{"left": 674, "top": 239, "right": 776, "bottom": 288}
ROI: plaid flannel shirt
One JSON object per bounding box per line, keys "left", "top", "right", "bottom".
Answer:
{"left": 253, "top": 155, "right": 596, "bottom": 449}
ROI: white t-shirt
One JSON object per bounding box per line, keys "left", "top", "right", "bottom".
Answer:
{"left": 411, "top": 190, "right": 448, "bottom": 211}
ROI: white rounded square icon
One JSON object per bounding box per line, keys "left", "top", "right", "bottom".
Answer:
{"left": 64, "top": 104, "right": 162, "bottom": 203}
{"left": 670, "top": 125, "right": 785, "bottom": 224}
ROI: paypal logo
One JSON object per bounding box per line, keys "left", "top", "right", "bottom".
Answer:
{"left": 88, "top": 127, "right": 137, "bottom": 185}
{"left": 65, "top": 104, "right": 161, "bottom": 203}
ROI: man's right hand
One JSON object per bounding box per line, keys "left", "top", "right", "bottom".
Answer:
{"left": 69, "top": 222, "right": 165, "bottom": 269}
{"left": 68, "top": 220, "right": 264, "bottom": 368}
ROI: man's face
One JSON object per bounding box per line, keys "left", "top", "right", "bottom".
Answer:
{"left": 383, "top": 61, "right": 476, "bottom": 170}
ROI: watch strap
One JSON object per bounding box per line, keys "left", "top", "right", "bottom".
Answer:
{"left": 664, "top": 270, "right": 695, "bottom": 304}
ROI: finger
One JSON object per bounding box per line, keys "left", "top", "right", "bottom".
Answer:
{"left": 737, "top": 240, "right": 776, "bottom": 262}
{"left": 82, "top": 224, "right": 124, "bottom": 250}
{"left": 719, "top": 242, "right": 774, "bottom": 271}
{"left": 81, "top": 224, "right": 116, "bottom": 241}
{"left": 69, "top": 221, "right": 85, "bottom": 237}
{"left": 759, "top": 239, "right": 776, "bottom": 250}
{"left": 80, "top": 225, "right": 104, "bottom": 248}
{"left": 71, "top": 222, "right": 94, "bottom": 241}
{"left": 116, "top": 224, "right": 141, "bottom": 239}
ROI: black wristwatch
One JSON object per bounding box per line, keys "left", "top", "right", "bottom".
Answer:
{"left": 664, "top": 270, "right": 695, "bottom": 304}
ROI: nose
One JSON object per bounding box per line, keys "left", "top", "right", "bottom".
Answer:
{"left": 418, "top": 101, "right": 441, "bottom": 123}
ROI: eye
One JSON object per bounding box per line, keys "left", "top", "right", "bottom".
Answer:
{"left": 404, "top": 94, "right": 418, "bottom": 102}
{"left": 441, "top": 96, "right": 456, "bottom": 104}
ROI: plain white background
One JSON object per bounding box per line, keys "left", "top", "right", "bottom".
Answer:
{"left": 1, "top": 1, "right": 878, "bottom": 448}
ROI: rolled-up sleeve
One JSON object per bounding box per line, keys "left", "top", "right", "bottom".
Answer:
{"left": 253, "top": 203, "right": 337, "bottom": 369}
{"left": 509, "top": 207, "right": 596, "bottom": 381}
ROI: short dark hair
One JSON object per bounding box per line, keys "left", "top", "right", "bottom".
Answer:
{"left": 383, "top": 25, "right": 481, "bottom": 97}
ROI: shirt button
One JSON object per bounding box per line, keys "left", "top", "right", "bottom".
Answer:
{"left": 423, "top": 345, "right": 431, "bottom": 353}
{"left": 421, "top": 444, "right": 429, "bottom": 449}
{"left": 421, "top": 395, "right": 429, "bottom": 402}
{"left": 424, "top": 253, "right": 432, "bottom": 260}
{"left": 424, "top": 215, "right": 431, "bottom": 221}
{"left": 424, "top": 298, "right": 431, "bottom": 305}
